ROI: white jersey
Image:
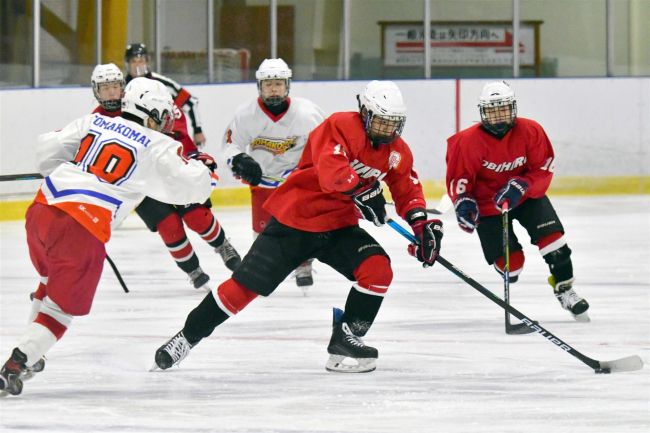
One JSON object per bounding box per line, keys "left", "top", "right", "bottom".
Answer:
{"left": 35, "top": 113, "right": 216, "bottom": 242}
{"left": 222, "top": 97, "right": 324, "bottom": 187}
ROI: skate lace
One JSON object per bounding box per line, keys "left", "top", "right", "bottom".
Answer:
{"left": 559, "top": 289, "right": 581, "bottom": 309}
{"left": 164, "top": 334, "right": 191, "bottom": 365}
{"left": 217, "top": 240, "right": 238, "bottom": 262}
{"left": 342, "top": 323, "right": 365, "bottom": 348}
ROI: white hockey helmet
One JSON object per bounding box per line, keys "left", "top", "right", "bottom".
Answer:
{"left": 122, "top": 77, "right": 174, "bottom": 133}
{"left": 255, "top": 58, "right": 292, "bottom": 106}
{"left": 91, "top": 63, "right": 125, "bottom": 112}
{"left": 478, "top": 81, "right": 517, "bottom": 137}
{"left": 357, "top": 80, "right": 407, "bottom": 147}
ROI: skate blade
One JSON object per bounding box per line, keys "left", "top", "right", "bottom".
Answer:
{"left": 148, "top": 363, "right": 161, "bottom": 372}
{"left": 573, "top": 312, "right": 591, "bottom": 322}
{"left": 325, "top": 354, "right": 376, "bottom": 373}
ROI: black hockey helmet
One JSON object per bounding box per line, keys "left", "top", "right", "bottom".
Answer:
{"left": 125, "top": 43, "right": 149, "bottom": 62}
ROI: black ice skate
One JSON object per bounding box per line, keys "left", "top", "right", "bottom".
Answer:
{"left": 549, "top": 276, "right": 590, "bottom": 322}
{"left": 326, "top": 308, "right": 378, "bottom": 373}
{"left": 295, "top": 260, "right": 314, "bottom": 295}
{"left": 152, "top": 331, "right": 194, "bottom": 371}
{"left": 215, "top": 238, "right": 242, "bottom": 271}
{"left": 0, "top": 348, "right": 28, "bottom": 396}
{"left": 188, "top": 267, "right": 211, "bottom": 291}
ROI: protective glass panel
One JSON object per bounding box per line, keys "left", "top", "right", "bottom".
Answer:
{"left": 351, "top": 0, "right": 424, "bottom": 79}
{"left": 39, "top": 0, "right": 97, "bottom": 87}
{"left": 1, "top": 1, "right": 33, "bottom": 88}
{"left": 427, "top": 0, "right": 516, "bottom": 78}
{"left": 521, "top": 0, "right": 606, "bottom": 77}
{"left": 159, "top": 0, "right": 208, "bottom": 84}
{"left": 277, "top": 0, "right": 343, "bottom": 80}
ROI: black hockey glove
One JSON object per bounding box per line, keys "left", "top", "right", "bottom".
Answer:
{"left": 347, "top": 180, "right": 387, "bottom": 226}
{"left": 186, "top": 151, "right": 217, "bottom": 172}
{"left": 231, "top": 153, "right": 262, "bottom": 186}
{"left": 494, "top": 177, "right": 528, "bottom": 210}
{"left": 454, "top": 194, "right": 479, "bottom": 234}
{"left": 406, "top": 208, "right": 443, "bottom": 267}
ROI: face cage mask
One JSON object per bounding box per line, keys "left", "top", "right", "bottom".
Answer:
{"left": 126, "top": 56, "right": 150, "bottom": 78}
{"left": 93, "top": 82, "right": 124, "bottom": 112}
{"left": 479, "top": 101, "right": 517, "bottom": 137}
{"left": 136, "top": 104, "right": 174, "bottom": 134}
{"left": 258, "top": 79, "right": 290, "bottom": 107}
{"left": 363, "top": 110, "right": 406, "bottom": 147}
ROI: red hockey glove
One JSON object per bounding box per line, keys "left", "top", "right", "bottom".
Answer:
{"left": 406, "top": 208, "right": 443, "bottom": 267}
{"left": 186, "top": 151, "right": 217, "bottom": 172}
{"left": 494, "top": 178, "right": 528, "bottom": 210}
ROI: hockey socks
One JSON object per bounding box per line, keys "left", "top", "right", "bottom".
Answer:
{"left": 183, "top": 278, "right": 258, "bottom": 344}
{"left": 157, "top": 213, "right": 199, "bottom": 273}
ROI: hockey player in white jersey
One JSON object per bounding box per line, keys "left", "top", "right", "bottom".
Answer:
{"left": 0, "top": 77, "right": 219, "bottom": 396}
{"left": 223, "top": 58, "right": 325, "bottom": 292}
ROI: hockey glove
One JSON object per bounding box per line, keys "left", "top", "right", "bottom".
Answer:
{"left": 231, "top": 153, "right": 262, "bottom": 186}
{"left": 406, "top": 209, "right": 443, "bottom": 268}
{"left": 347, "top": 180, "right": 387, "bottom": 227}
{"left": 186, "top": 151, "right": 217, "bottom": 172}
{"left": 494, "top": 178, "right": 528, "bottom": 210}
{"left": 454, "top": 195, "right": 480, "bottom": 234}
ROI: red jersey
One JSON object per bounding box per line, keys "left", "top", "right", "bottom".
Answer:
{"left": 92, "top": 104, "right": 196, "bottom": 155}
{"left": 265, "top": 112, "right": 426, "bottom": 232}
{"left": 446, "top": 117, "right": 555, "bottom": 217}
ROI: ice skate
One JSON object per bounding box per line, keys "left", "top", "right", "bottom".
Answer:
{"left": 326, "top": 308, "right": 377, "bottom": 373}
{"left": 215, "top": 238, "right": 241, "bottom": 271}
{"left": 188, "top": 267, "right": 210, "bottom": 291}
{"left": 295, "top": 260, "right": 314, "bottom": 295}
{"left": 549, "top": 276, "right": 590, "bottom": 322}
{"left": 0, "top": 348, "right": 28, "bottom": 396}
{"left": 152, "top": 331, "right": 193, "bottom": 371}
{"left": 22, "top": 357, "right": 46, "bottom": 382}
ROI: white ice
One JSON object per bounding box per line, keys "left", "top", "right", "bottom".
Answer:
{"left": 1, "top": 195, "right": 648, "bottom": 433}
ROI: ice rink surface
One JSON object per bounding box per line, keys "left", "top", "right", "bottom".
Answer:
{"left": 0, "top": 195, "right": 648, "bottom": 433}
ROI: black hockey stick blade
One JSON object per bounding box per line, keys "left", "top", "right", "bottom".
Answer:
{"left": 506, "top": 321, "right": 537, "bottom": 334}
{"left": 0, "top": 172, "right": 43, "bottom": 182}
{"left": 386, "top": 202, "right": 442, "bottom": 215}
{"left": 596, "top": 355, "right": 644, "bottom": 374}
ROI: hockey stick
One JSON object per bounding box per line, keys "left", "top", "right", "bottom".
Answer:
{"left": 502, "top": 202, "right": 535, "bottom": 335}
{"left": 387, "top": 193, "right": 453, "bottom": 216}
{"left": 386, "top": 218, "right": 644, "bottom": 374}
{"left": 105, "top": 254, "right": 129, "bottom": 293}
{"left": 0, "top": 172, "right": 43, "bottom": 182}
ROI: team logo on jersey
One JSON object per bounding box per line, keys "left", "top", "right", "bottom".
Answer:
{"left": 388, "top": 151, "right": 401, "bottom": 170}
{"left": 251, "top": 136, "right": 297, "bottom": 155}
{"left": 482, "top": 156, "right": 527, "bottom": 173}
{"left": 350, "top": 159, "right": 387, "bottom": 182}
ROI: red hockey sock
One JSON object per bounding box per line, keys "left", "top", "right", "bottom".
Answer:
{"left": 157, "top": 213, "right": 198, "bottom": 272}
{"left": 352, "top": 255, "right": 393, "bottom": 297}
{"left": 214, "top": 278, "right": 258, "bottom": 316}
{"left": 183, "top": 207, "right": 223, "bottom": 245}
{"left": 494, "top": 250, "right": 525, "bottom": 276}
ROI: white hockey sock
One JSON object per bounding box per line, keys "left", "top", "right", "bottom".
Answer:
{"left": 17, "top": 322, "right": 58, "bottom": 366}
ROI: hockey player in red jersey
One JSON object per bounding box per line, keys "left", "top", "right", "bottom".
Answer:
{"left": 125, "top": 43, "right": 206, "bottom": 147}
{"left": 88, "top": 63, "right": 241, "bottom": 291}
{"left": 223, "top": 58, "right": 325, "bottom": 292}
{"left": 446, "top": 81, "right": 589, "bottom": 320}
{"left": 0, "top": 78, "right": 219, "bottom": 396}
{"left": 153, "top": 80, "right": 444, "bottom": 373}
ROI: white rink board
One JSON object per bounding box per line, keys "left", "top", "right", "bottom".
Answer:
{"left": 1, "top": 77, "right": 648, "bottom": 197}
{"left": 0, "top": 196, "right": 648, "bottom": 432}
